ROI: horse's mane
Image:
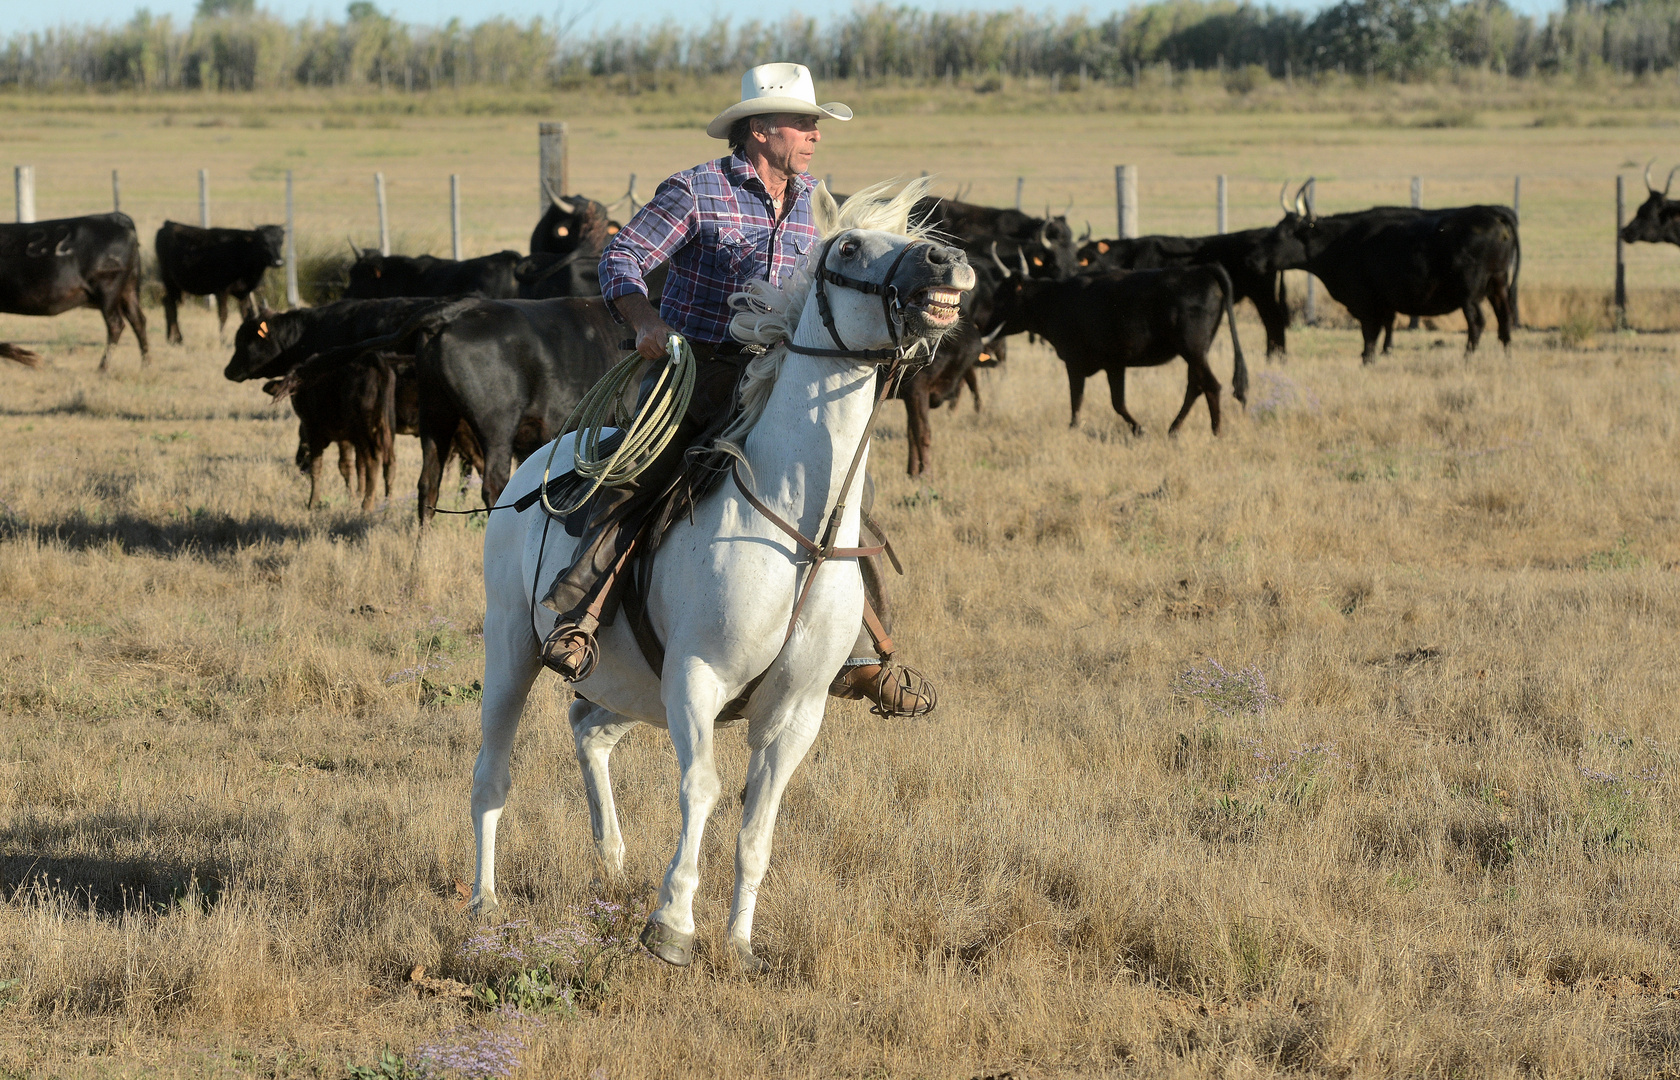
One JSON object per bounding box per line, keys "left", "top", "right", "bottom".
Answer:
{"left": 717, "top": 177, "right": 935, "bottom": 449}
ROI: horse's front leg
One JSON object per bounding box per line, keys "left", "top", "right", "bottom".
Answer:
{"left": 643, "top": 662, "right": 730, "bottom": 966}
{"left": 729, "top": 697, "right": 825, "bottom": 970}
{"left": 571, "top": 698, "right": 638, "bottom": 876}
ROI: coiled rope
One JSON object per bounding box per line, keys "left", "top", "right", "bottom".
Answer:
{"left": 539, "top": 332, "right": 696, "bottom": 517}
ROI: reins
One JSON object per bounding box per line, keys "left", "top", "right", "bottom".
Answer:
{"left": 731, "top": 234, "right": 936, "bottom": 643}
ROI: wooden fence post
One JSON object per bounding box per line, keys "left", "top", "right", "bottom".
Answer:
{"left": 538, "top": 121, "right": 567, "bottom": 215}
{"left": 1304, "top": 178, "right": 1317, "bottom": 326}
{"left": 1115, "top": 165, "right": 1137, "bottom": 239}
{"left": 451, "top": 175, "right": 463, "bottom": 261}
{"left": 111, "top": 169, "right": 121, "bottom": 213}
{"left": 1014, "top": 177, "right": 1024, "bottom": 212}
{"left": 1217, "top": 174, "right": 1227, "bottom": 234}
{"left": 375, "top": 173, "right": 390, "bottom": 256}
{"left": 284, "top": 170, "right": 300, "bottom": 308}
{"left": 1511, "top": 175, "right": 1521, "bottom": 328}
{"left": 14, "top": 165, "right": 34, "bottom": 223}
{"left": 1615, "top": 174, "right": 1627, "bottom": 327}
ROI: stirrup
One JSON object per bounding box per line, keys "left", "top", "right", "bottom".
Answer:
{"left": 829, "top": 661, "right": 938, "bottom": 718}
{"left": 541, "top": 622, "right": 599, "bottom": 682}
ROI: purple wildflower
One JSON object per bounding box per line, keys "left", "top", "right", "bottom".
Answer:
{"left": 1176, "top": 659, "right": 1278, "bottom": 719}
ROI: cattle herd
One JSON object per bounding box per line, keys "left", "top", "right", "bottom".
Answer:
{"left": 16, "top": 160, "right": 1668, "bottom": 517}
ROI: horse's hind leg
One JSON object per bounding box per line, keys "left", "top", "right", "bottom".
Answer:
{"left": 470, "top": 566, "right": 546, "bottom": 916}
{"left": 729, "top": 697, "right": 825, "bottom": 970}
{"left": 571, "top": 699, "right": 638, "bottom": 877}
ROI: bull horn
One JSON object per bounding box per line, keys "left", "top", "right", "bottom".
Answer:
{"left": 1646, "top": 159, "right": 1658, "bottom": 194}
{"left": 1079, "top": 222, "right": 1092, "bottom": 243}
{"left": 989, "top": 241, "right": 1011, "bottom": 275}
{"left": 541, "top": 177, "right": 571, "bottom": 209}
{"left": 347, "top": 237, "right": 363, "bottom": 259}
{"left": 1279, "top": 180, "right": 1292, "bottom": 213}
{"left": 1038, "top": 220, "right": 1051, "bottom": 248}
{"left": 1666, "top": 165, "right": 1680, "bottom": 196}
{"left": 1017, "top": 249, "right": 1031, "bottom": 276}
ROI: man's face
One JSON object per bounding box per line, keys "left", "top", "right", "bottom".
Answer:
{"left": 754, "top": 113, "right": 821, "bottom": 176}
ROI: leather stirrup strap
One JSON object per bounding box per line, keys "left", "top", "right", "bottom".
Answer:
{"left": 860, "top": 597, "right": 895, "bottom": 660}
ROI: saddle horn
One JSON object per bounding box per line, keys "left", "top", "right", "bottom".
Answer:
{"left": 1645, "top": 159, "right": 1658, "bottom": 194}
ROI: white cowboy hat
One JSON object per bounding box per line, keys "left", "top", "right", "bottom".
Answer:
{"left": 706, "top": 63, "right": 853, "bottom": 140}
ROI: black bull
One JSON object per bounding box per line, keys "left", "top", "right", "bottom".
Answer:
{"left": 1078, "top": 229, "right": 1290, "bottom": 356}
{"left": 1247, "top": 202, "right": 1520, "bottom": 363}
{"left": 155, "top": 221, "right": 285, "bottom": 343}
{"left": 0, "top": 213, "right": 148, "bottom": 371}
{"left": 1621, "top": 161, "right": 1680, "bottom": 246}
{"left": 989, "top": 265, "right": 1249, "bottom": 436}
{"left": 344, "top": 249, "right": 522, "bottom": 300}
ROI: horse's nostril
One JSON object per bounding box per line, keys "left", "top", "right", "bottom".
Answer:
{"left": 927, "top": 245, "right": 952, "bottom": 264}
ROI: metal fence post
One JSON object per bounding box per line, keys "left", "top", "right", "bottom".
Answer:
{"left": 14, "top": 165, "right": 34, "bottom": 223}
{"left": 1014, "top": 176, "right": 1024, "bottom": 212}
{"left": 538, "top": 121, "right": 567, "bottom": 215}
{"left": 1116, "top": 165, "right": 1137, "bottom": 239}
{"left": 1304, "top": 178, "right": 1317, "bottom": 326}
{"left": 1616, "top": 174, "right": 1627, "bottom": 327}
{"left": 284, "top": 170, "right": 300, "bottom": 308}
{"left": 451, "top": 175, "right": 463, "bottom": 261}
{"left": 1217, "top": 174, "right": 1227, "bottom": 234}
{"left": 375, "top": 172, "right": 390, "bottom": 256}
{"left": 1511, "top": 175, "right": 1521, "bottom": 328}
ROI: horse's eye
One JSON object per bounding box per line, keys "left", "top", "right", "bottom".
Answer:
{"left": 840, "top": 239, "right": 859, "bottom": 258}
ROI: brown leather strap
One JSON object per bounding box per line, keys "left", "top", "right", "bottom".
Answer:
{"left": 862, "top": 512, "right": 902, "bottom": 575}
{"left": 731, "top": 461, "right": 886, "bottom": 559}
{"left": 860, "top": 597, "right": 895, "bottom": 660}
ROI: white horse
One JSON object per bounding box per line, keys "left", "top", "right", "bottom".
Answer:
{"left": 471, "top": 179, "right": 975, "bottom": 968}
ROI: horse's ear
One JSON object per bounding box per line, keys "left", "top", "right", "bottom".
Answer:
{"left": 812, "top": 182, "right": 841, "bottom": 236}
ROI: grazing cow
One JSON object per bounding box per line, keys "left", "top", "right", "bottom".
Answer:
{"left": 913, "top": 196, "right": 1078, "bottom": 278}
{"left": 0, "top": 213, "right": 148, "bottom": 371}
{"left": 344, "top": 249, "right": 521, "bottom": 300}
{"left": 154, "top": 221, "right": 285, "bottom": 343}
{"left": 529, "top": 188, "right": 618, "bottom": 257}
{"left": 1078, "top": 228, "right": 1290, "bottom": 356}
{"left": 990, "top": 265, "right": 1248, "bottom": 435}
{"left": 1246, "top": 180, "right": 1520, "bottom": 363}
{"left": 1620, "top": 160, "right": 1680, "bottom": 247}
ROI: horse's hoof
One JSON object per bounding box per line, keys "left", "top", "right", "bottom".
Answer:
{"left": 640, "top": 919, "right": 694, "bottom": 966}
{"left": 735, "top": 946, "right": 770, "bottom": 975}
{"left": 470, "top": 892, "right": 499, "bottom": 918}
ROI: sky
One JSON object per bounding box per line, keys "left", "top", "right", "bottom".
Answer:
{"left": 12, "top": 0, "right": 1569, "bottom": 36}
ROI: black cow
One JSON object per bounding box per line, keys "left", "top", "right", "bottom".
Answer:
{"left": 515, "top": 250, "right": 601, "bottom": 299}
{"left": 1246, "top": 182, "right": 1520, "bottom": 364}
{"left": 1621, "top": 160, "right": 1680, "bottom": 247}
{"left": 0, "top": 213, "right": 148, "bottom": 371}
{"left": 278, "top": 354, "right": 396, "bottom": 511}
{"left": 224, "top": 296, "right": 448, "bottom": 383}
{"left": 912, "top": 196, "right": 1077, "bottom": 278}
{"left": 990, "top": 266, "right": 1248, "bottom": 436}
{"left": 1078, "top": 229, "right": 1289, "bottom": 356}
{"left": 898, "top": 259, "right": 1009, "bottom": 476}
{"left": 154, "top": 221, "right": 284, "bottom": 344}
{"left": 344, "top": 249, "right": 521, "bottom": 300}
{"left": 529, "top": 188, "right": 618, "bottom": 257}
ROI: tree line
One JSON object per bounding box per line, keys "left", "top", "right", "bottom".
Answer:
{"left": 4, "top": 0, "right": 1680, "bottom": 92}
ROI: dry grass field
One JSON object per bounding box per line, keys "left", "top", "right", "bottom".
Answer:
{"left": 4, "top": 84, "right": 1680, "bottom": 1078}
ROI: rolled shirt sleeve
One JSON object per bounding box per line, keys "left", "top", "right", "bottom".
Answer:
{"left": 598, "top": 173, "right": 697, "bottom": 318}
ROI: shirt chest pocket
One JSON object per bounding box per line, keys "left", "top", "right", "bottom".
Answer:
{"left": 716, "top": 225, "right": 770, "bottom": 279}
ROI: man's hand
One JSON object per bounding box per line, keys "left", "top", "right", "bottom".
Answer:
{"left": 615, "top": 292, "right": 676, "bottom": 360}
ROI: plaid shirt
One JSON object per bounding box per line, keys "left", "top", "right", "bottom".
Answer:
{"left": 599, "top": 153, "right": 818, "bottom": 345}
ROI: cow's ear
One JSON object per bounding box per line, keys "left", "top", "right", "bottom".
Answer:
{"left": 1097, "top": 241, "right": 1108, "bottom": 253}
{"left": 812, "top": 181, "right": 841, "bottom": 236}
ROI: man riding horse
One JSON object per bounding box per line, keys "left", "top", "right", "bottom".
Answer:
{"left": 538, "top": 63, "right": 936, "bottom": 718}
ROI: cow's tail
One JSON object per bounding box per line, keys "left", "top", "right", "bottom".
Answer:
{"left": 1212, "top": 264, "right": 1247, "bottom": 404}
{"left": 0, "top": 343, "right": 41, "bottom": 368}
{"left": 1507, "top": 208, "right": 1522, "bottom": 329}
{"left": 276, "top": 298, "right": 476, "bottom": 398}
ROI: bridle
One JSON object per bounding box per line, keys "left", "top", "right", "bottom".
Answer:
{"left": 785, "top": 232, "right": 938, "bottom": 362}
{"left": 734, "top": 230, "right": 949, "bottom": 642}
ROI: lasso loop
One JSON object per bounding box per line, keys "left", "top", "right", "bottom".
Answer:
{"left": 540, "top": 333, "right": 696, "bottom": 517}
